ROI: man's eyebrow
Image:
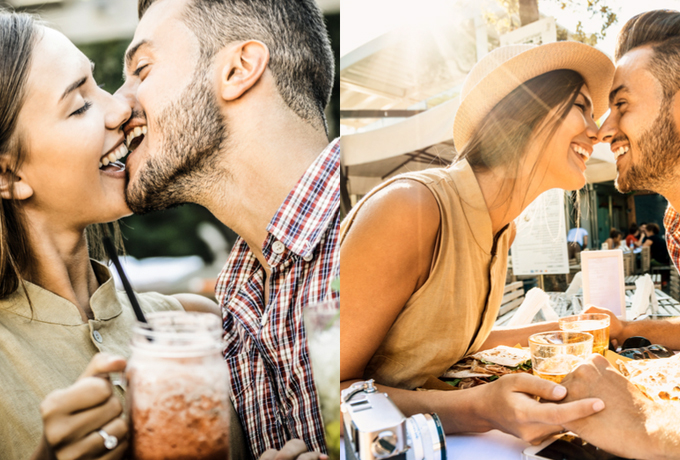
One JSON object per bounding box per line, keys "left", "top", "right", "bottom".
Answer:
{"left": 60, "top": 76, "right": 87, "bottom": 102}
{"left": 125, "top": 39, "right": 149, "bottom": 71}
{"left": 609, "top": 85, "right": 627, "bottom": 104}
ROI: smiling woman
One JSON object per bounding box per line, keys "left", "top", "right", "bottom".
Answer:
{"left": 341, "top": 41, "right": 614, "bottom": 444}
{"left": 0, "top": 10, "right": 239, "bottom": 460}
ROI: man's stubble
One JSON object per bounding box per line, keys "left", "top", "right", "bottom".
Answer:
{"left": 125, "top": 64, "right": 227, "bottom": 214}
{"left": 616, "top": 99, "right": 680, "bottom": 194}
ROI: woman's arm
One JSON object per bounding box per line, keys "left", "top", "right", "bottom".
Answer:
{"left": 173, "top": 293, "right": 220, "bottom": 316}
{"left": 480, "top": 321, "right": 559, "bottom": 350}
{"left": 340, "top": 179, "right": 440, "bottom": 382}
{"left": 341, "top": 373, "right": 604, "bottom": 443}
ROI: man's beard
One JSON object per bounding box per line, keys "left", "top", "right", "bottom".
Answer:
{"left": 125, "top": 66, "right": 226, "bottom": 214}
{"left": 616, "top": 99, "right": 680, "bottom": 193}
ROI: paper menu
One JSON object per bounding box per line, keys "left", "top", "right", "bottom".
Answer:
{"left": 511, "top": 188, "right": 569, "bottom": 276}
{"left": 581, "top": 250, "right": 626, "bottom": 318}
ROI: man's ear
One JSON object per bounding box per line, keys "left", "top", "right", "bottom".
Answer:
{"left": 218, "top": 40, "right": 270, "bottom": 102}
{"left": 0, "top": 158, "right": 32, "bottom": 201}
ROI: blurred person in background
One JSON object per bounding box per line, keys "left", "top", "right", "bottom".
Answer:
{"left": 604, "top": 228, "right": 623, "bottom": 250}
{"left": 341, "top": 41, "right": 613, "bottom": 444}
{"left": 625, "top": 222, "right": 641, "bottom": 248}
{"left": 115, "top": 0, "right": 339, "bottom": 457}
{"left": 573, "top": 10, "right": 680, "bottom": 460}
{"left": 642, "top": 222, "right": 670, "bottom": 265}
{"left": 568, "top": 226, "right": 589, "bottom": 249}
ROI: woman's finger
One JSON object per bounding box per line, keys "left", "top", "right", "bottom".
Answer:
{"left": 54, "top": 417, "right": 128, "bottom": 460}
{"left": 57, "top": 396, "right": 123, "bottom": 446}
{"left": 526, "top": 398, "right": 605, "bottom": 426}
{"left": 77, "top": 354, "right": 127, "bottom": 380}
{"left": 42, "top": 377, "right": 113, "bottom": 420}
{"left": 509, "top": 373, "right": 568, "bottom": 401}
{"left": 98, "top": 440, "right": 129, "bottom": 460}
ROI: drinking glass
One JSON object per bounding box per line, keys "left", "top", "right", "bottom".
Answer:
{"left": 559, "top": 313, "right": 610, "bottom": 356}
{"left": 127, "top": 311, "right": 230, "bottom": 460}
{"left": 304, "top": 299, "right": 340, "bottom": 460}
{"left": 529, "top": 331, "right": 593, "bottom": 383}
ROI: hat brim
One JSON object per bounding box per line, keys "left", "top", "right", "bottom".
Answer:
{"left": 453, "top": 41, "right": 615, "bottom": 152}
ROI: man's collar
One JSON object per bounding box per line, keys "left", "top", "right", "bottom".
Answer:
{"left": 265, "top": 138, "right": 340, "bottom": 258}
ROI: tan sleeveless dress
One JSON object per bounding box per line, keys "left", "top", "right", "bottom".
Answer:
{"left": 341, "top": 160, "right": 511, "bottom": 390}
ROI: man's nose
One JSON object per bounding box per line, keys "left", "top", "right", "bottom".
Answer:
{"left": 113, "top": 80, "right": 137, "bottom": 111}
{"left": 597, "top": 111, "right": 616, "bottom": 143}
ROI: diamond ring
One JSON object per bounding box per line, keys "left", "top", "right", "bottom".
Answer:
{"left": 97, "top": 429, "right": 118, "bottom": 450}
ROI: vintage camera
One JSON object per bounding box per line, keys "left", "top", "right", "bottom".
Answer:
{"left": 341, "top": 380, "right": 446, "bottom": 460}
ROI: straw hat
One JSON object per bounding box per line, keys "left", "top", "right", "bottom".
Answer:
{"left": 453, "top": 41, "right": 615, "bottom": 152}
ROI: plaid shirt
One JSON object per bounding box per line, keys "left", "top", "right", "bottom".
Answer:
{"left": 664, "top": 204, "right": 680, "bottom": 274}
{"left": 215, "top": 139, "right": 340, "bottom": 458}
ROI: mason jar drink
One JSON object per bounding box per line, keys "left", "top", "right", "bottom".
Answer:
{"left": 559, "top": 313, "right": 611, "bottom": 356}
{"left": 127, "top": 312, "right": 230, "bottom": 460}
{"left": 529, "top": 331, "right": 593, "bottom": 384}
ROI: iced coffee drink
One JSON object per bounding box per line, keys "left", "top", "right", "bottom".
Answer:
{"left": 127, "top": 312, "right": 230, "bottom": 460}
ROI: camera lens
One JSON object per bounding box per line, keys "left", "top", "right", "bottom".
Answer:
{"left": 405, "top": 413, "right": 446, "bottom": 460}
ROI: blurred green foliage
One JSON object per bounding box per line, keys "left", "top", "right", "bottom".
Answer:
{"left": 77, "top": 12, "right": 340, "bottom": 261}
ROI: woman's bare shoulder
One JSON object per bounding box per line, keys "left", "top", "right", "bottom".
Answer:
{"left": 345, "top": 179, "right": 441, "bottom": 243}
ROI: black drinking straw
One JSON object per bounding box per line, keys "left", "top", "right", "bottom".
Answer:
{"left": 102, "top": 225, "right": 148, "bottom": 324}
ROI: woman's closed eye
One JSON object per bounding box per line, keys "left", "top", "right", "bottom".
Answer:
{"left": 70, "top": 100, "right": 92, "bottom": 117}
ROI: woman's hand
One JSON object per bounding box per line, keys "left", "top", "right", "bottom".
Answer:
{"left": 475, "top": 373, "right": 605, "bottom": 444}
{"left": 33, "top": 353, "right": 129, "bottom": 460}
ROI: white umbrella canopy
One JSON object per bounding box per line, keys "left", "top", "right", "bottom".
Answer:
{"left": 584, "top": 142, "right": 617, "bottom": 184}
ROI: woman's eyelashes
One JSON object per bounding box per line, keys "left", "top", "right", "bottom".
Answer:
{"left": 70, "top": 100, "right": 92, "bottom": 117}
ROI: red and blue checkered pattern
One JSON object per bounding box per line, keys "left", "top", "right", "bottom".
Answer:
{"left": 665, "top": 204, "right": 680, "bottom": 274}
{"left": 215, "top": 139, "right": 340, "bottom": 458}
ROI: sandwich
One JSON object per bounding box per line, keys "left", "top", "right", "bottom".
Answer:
{"left": 441, "top": 345, "right": 532, "bottom": 389}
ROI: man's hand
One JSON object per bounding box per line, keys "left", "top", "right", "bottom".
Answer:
{"left": 34, "top": 353, "right": 129, "bottom": 460}
{"left": 560, "top": 354, "right": 670, "bottom": 460}
{"left": 259, "top": 440, "right": 328, "bottom": 460}
{"left": 477, "top": 373, "right": 605, "bottom": 445}
{"left": 584, "top": 305, "right": 626, "bottom": 347}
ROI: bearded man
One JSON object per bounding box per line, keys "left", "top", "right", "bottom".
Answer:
{"left": 556, "top": 11, "right": 680, "bottom": 460}
{"left": 115, "top": 0, "right": 339, "bottom": 458}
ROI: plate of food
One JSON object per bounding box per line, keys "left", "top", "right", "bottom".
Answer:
{"left": 441, "top": 345, "right": 532, "bottom": 389}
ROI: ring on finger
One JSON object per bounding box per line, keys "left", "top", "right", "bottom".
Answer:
{"left": 97, "top": 429, "right": 118, "bottom": 450}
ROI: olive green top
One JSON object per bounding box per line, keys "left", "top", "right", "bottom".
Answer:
{"left": 0, "top": 260, "right": 250, "bottom": 460}
{"left": 341, "top": 160, "right": 511, "bottom": 390}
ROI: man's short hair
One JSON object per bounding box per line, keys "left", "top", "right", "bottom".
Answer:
{"left": 647, "top": 222, "right": 661, "bottom": 235}
{"left": 138, "top": 0, "right": 334, "bottom": 132}
{"left": 616, "top": 10, "right": 680, "bottom": 99}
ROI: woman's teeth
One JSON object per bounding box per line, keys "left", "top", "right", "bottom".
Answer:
{"left": 126, "top": 125, "right": 147, "bottom": 148}
{"left": 615, "top": 145, "right": 630, "bottom": 159}
{"left": 99, "top": 143, "right": 129, "bottom": 168}
{"left": 572, "top": 144, "right": 590, "bottom": 161}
